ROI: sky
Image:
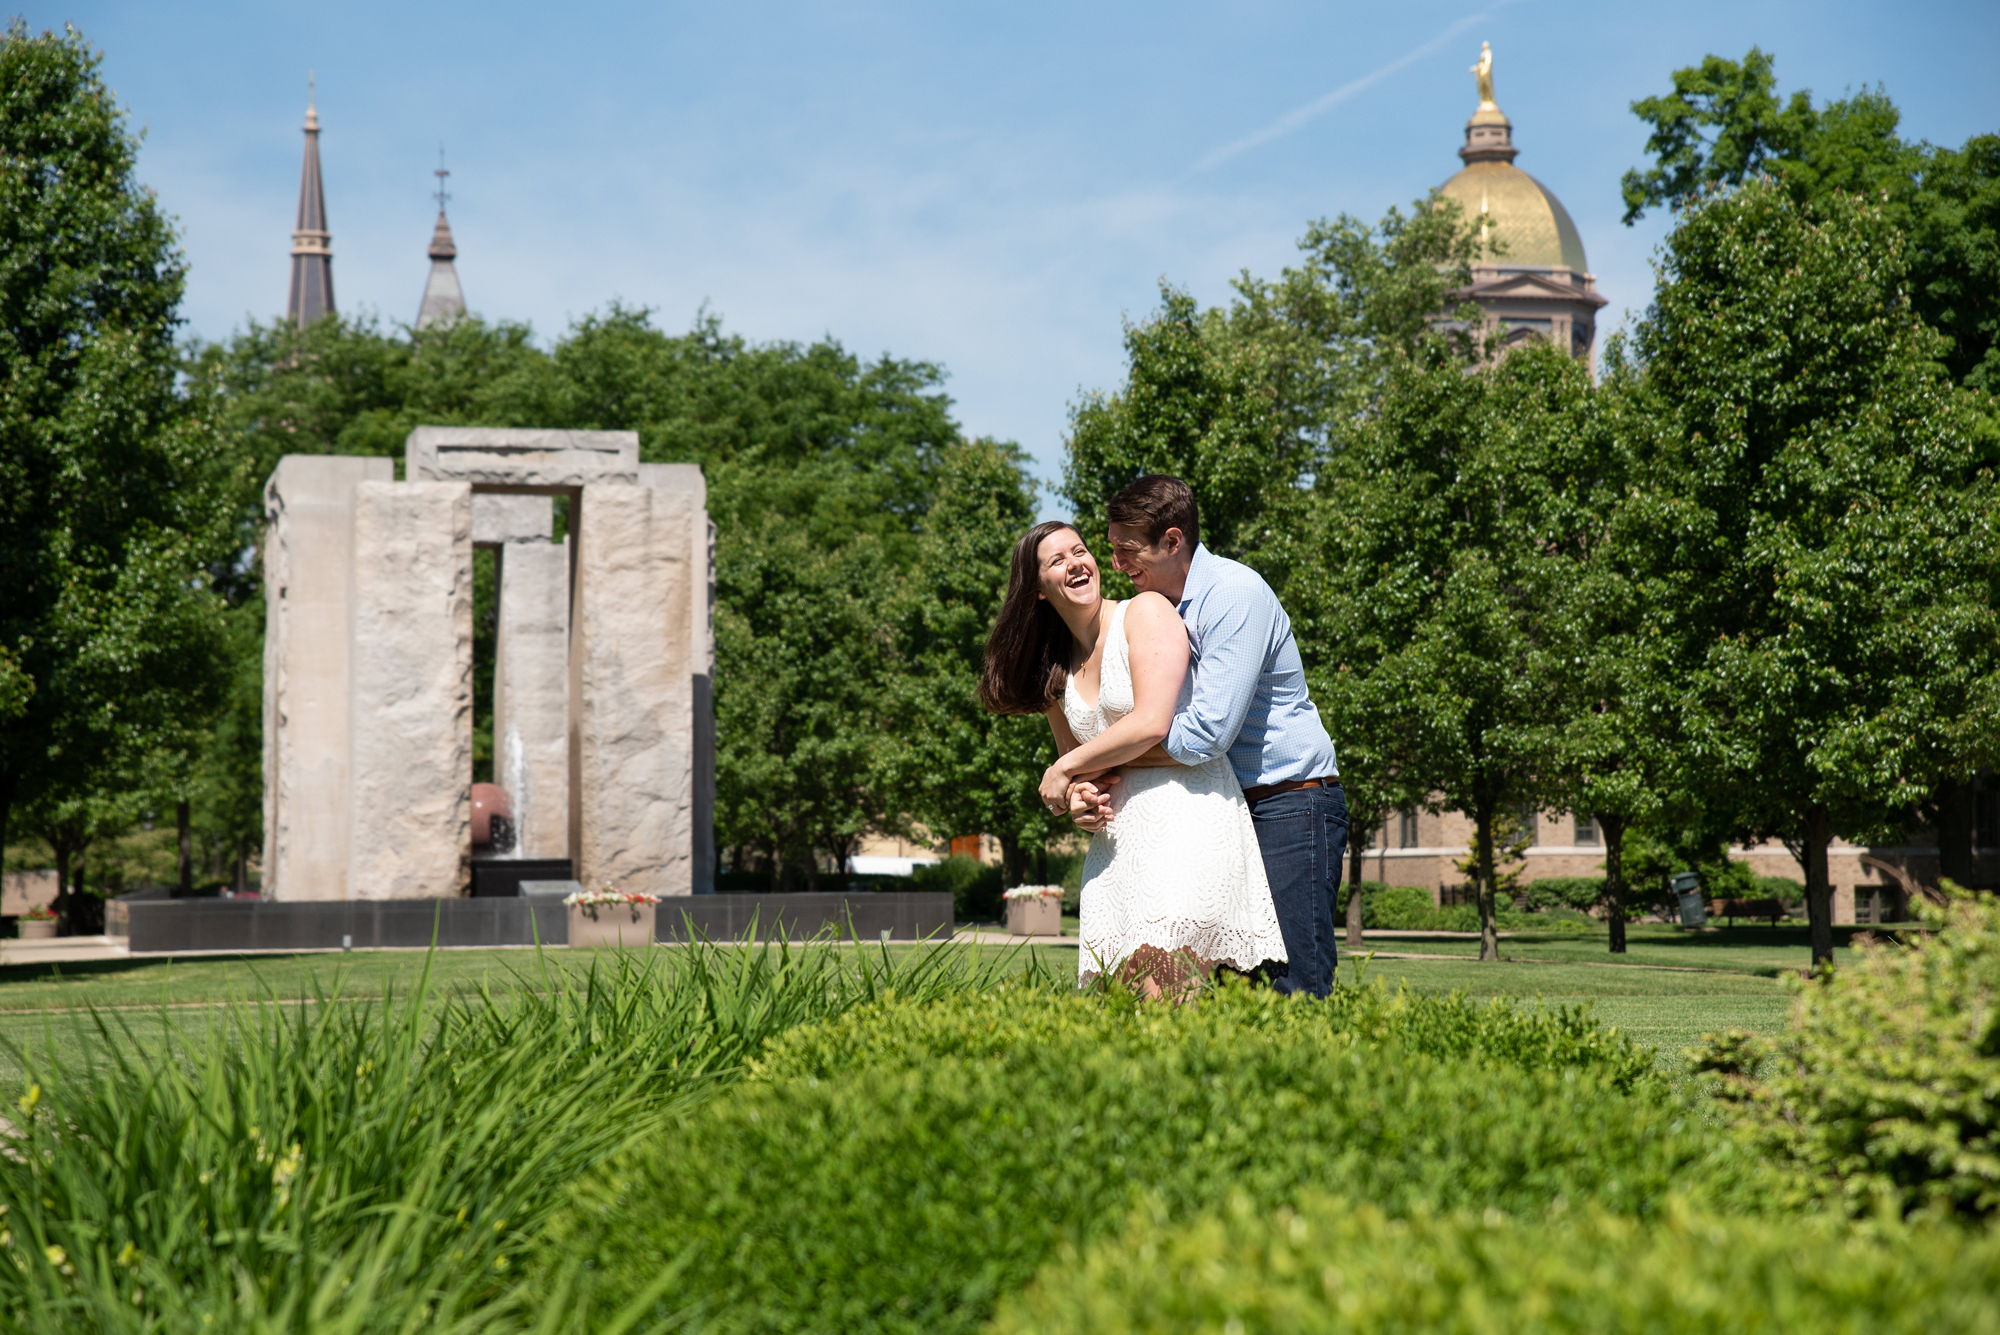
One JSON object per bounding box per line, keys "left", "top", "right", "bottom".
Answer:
{"left": 39, "top": 0, "right": 2000, "bottom": 502}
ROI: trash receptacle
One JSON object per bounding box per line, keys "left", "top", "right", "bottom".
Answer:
{"left": 1671, "top": 871, "right": 1705, "bottom": 927}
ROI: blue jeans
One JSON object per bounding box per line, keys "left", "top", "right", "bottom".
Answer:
{"left": 1247, "top": 783, "right": 1347, "bottom": 998}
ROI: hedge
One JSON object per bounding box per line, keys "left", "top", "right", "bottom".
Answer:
{"left": 992, "top": 1193, "right": 2000, "bottom": 1334}
{"left": 1360, "top": 882, "right": 1594, "bottom": 934}
{"left": 553, "top": 982, "right": 1766, "bottom": 1334}
{"left": 1692, "top": 885, "right": 2000, "bottom": 1219}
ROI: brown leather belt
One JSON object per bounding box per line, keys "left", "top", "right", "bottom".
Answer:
{"left": 1242, "top": 776, "right": 1341, "bottom": 804}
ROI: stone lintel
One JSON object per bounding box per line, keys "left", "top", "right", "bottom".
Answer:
{"left": 407, "top": 426, "right": 638, "bottom": 489}
{"left": 348, "top": 481, "right": 473, "bottom": 899}
{"left": 472, "top": 492, "right": 554, "bottom": 547}
{"left": 263, "top": 454, "right": 394, "bottom": 901}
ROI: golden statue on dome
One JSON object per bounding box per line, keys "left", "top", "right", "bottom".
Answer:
{"left": 1471, "top": 41, "right": 1496, "bottom": 108}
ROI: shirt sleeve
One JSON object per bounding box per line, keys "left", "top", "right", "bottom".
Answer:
{"left": 1165, "top": 587, "right": 1272, "bottom": 767}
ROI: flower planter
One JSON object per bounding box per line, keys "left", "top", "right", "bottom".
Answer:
{"left": 567, "top": 901, "right": 656, "bottom": 949}
{"left": 16, "top": 919, "right": 56, "bottom": 940}
{"left": 1005, "top": 895, "right": 1062, "bottom": 937}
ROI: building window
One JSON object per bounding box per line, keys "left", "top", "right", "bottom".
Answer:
{"left": 1575, "top": 814, "right": 1601, "bottom": 846}
{"left": 1510, "top": 805, "right": 1538, "bottom": 848}
{"left": 1398, "top": 808, "right": 1420, "bottom": 849}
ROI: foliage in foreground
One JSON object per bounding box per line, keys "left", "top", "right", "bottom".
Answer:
{"left": 0, "top": 932, "right": 1030, "bottom": 1334}
{"left": 553, "top": 980, "right": 1762, "bottom": 1335}
{"left": 1692, "top": 885, "right": 2000, "bottom": 1220}
{"left": 992, "top": 1193, "right": 2000, "bottom": 1335}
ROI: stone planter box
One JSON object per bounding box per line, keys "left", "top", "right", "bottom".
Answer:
{"left": 567, "top": 901, "right": 656, "bottom": 949}
{"left": 1005, "top": 894, "right": 1062, "bottom": 937}
{"left": 16, "top": 919, "right": 56, "bottom": 940}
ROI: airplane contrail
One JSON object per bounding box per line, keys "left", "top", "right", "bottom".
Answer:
{"left": 1192, "top": 8, "right": 1509, "bottom": 173}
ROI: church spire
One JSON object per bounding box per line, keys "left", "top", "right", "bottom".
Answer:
{"left": 287, "top": 73, "right": 336, "bottom": 327}
{"left": 416, "top": 152, "right": 466, "bottom": 330}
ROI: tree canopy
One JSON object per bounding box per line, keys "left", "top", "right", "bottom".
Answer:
{"left": 1635, "top": 178, "right": 2000, "bottom": 963}
{"left": 0, "top": 21, "right": 232, "bottom": 914}
{"left": 1623, "top": 46, "right": 2000, "bottom": 391}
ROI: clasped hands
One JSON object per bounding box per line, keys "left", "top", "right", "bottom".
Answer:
{"left": 1039, "top": 763, "right": 1118, "bottom": 834}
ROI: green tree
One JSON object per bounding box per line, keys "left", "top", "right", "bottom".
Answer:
{"left": 0, "top": 21, "right": 231, "bottom": 902}
{"left": 713, "top": 524, "right": 903, "bottom": 888}
{"left": 1638, "top": 179, "right": 2000, "bottom": 966}
{"left": 1063, "top": 198, "right": 1483, "bottom": 586}
{"left": 1313, "top": 342, "right": 1592, "bottom": 958}
{"left": 1522, "top": 348, "right": 1685, "bottom": 954}
{"left": 1623, "top": 47, "right": 2000, "bottom": 391}
{"left": 890, "top": 439, "right": 1064, "bottom": 886}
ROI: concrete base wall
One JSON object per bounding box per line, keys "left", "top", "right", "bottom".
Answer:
{"left": 123, "top": 893, "right": 953, "bottom": 952}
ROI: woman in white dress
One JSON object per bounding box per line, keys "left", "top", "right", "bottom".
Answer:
{"left": 979, "top": 521, "right": 1287, "bottom": 996}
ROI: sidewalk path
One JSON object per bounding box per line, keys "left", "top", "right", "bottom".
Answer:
{"left": 0, "top": 936, "right": 128, "bottom": 968}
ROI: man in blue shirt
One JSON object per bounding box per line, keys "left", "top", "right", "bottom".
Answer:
{"left": 1074, "top": 475, "right": 1346, "bottom": 996}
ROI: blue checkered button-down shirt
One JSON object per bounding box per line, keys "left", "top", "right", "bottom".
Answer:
{"left": 1163, "top": 545, "right": 1339, "bottom": 790}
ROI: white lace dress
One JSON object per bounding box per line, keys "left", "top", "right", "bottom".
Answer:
{"left": 1064, "top": 600, "right": 1288, "bottom": 987}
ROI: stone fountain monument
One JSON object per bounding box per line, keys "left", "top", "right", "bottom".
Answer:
{"left": 260, "top": 427, "right": 715, "bottom": 903}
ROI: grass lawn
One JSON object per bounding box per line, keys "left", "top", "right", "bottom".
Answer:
{"left": 0, "top": 929, "right": 1810, "bottom": 1082}
{"left": 1360, "top": 921, "right": 1908, "bottom": 976}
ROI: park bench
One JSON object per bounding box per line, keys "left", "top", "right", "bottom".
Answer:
{"left": 1714, "top": 897, "right": 1786, "bottom": 926}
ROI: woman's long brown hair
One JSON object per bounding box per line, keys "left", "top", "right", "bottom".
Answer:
{"left": 979, "top": 520, "right": 1085, "bottom": 716}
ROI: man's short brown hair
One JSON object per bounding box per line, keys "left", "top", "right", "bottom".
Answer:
{"left": 1106, "top": 475, "right": 1200, "bottom": 552}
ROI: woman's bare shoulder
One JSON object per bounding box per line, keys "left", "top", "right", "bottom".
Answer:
{"left": 1123, "top": 591, "right": 1188, "bottom": 642}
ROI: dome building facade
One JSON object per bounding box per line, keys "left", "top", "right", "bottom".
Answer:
{"left": 1437, "top": 45, "right": 1605, "bottom": 359}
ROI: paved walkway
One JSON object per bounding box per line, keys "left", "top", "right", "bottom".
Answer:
{"left": 0, "top": 935, "right": 129, "bottom": 967}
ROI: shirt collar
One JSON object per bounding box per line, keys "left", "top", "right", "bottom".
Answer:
{"left": 1177, "top": 544, "right": 1216, "bottom": 613}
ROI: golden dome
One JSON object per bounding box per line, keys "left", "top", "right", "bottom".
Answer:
{"left": 1438, "top": 160, "right": 1589, "bottom": 272}
{"left": 1437, "top": 49, "right": 1589, "bottom": 273}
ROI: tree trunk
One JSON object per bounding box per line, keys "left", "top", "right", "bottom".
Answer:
{"left": 0, "top": 775, "right": 11, "bottom": 897}
{"left": 1346, "top": 820, "right": 1369, "bottom": 948}
{"left": 1802, "top": 804, "right": 1835, "bottom": 968}
{"left": 1935, "top": 777, "right": 1975, "bottom": 890}
{"left": 1601, "top": 813, "right": 1629, "bottom": 955}
{"left": 234, "top": 847, "right": 248, "bottom": 896}
{"left": 177, "top": 799, "right": 192, "bottom": 896}
{"left": 998, "top": 832, "right": 1027, "bottom": 889}
{"left": 52, "top": 839, "right": 71, "bottom": 934}
{"left": 1475, "top": 804, "right": 1499, "bottom": 961}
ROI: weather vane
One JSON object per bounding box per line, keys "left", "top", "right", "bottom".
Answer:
{"left": 434, "top": 147, "right": 451, "bottom": 211}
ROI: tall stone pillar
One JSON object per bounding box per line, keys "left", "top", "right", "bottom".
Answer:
{"left": 640, "top": 464, "right": 715, "bottom": 893}
{"left": 263, "top": 455, "right": 393, "bottom": 901}
{"left": 347, "top": 481, "right": 474, "bottom": 899}
{"left": 570, "top": 482, "right": 694, "bottom": 897}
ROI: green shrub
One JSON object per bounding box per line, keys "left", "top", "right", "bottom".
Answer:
{"left": 1364, "top": 883, "right": 1435, "bottom": 928}
{"left": 1756, "top": 874, "right": 1804, "bottom": 905}
{"left": 1691, "top": 886, "right": 2000, "bottom": 1220}
{"left": 991, "top": 1193, "right": 2000, "bottom": 1334}
{"left": 0, "top": 935, "right": 1028, "bottom": 1333}
{"left": 555, "top": 982, "right": 1758, "bottom": 1334}
{"left": 1525, "top": 876, "right": 1604, "bottom": 912}
{"left": 913, "top": 854, "right": 1004, "bottom": 921}
{"left": 1363, "top": 883, "right": 1594, "bottom": 934}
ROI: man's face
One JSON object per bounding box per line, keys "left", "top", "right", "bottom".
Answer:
{"left": 1107, "top": 522, "right": 1188, "bottom": 599}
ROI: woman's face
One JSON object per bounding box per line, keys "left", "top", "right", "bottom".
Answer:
{"left": 1034, "top": 527, "right": 1100, "bottom": 613}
